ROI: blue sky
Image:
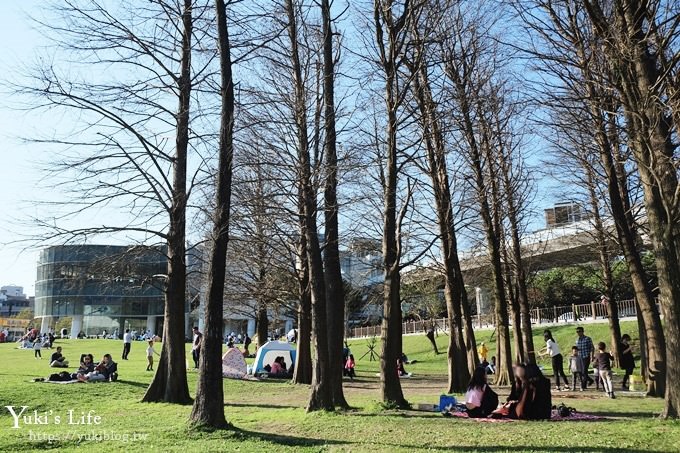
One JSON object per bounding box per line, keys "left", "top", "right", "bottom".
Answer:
{"left": 0, "top": 1, "right": 561, "bottom": 297}
{"left": 0, "top": 1, "right": 43, "bottom": 295}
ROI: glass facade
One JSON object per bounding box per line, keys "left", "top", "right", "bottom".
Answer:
{"left": 35, "top": 245, "right": 168, "bottom": 336}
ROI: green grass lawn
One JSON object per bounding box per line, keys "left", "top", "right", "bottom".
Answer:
{"left": 0, "top": 321, "right": 678, "bottom": 453}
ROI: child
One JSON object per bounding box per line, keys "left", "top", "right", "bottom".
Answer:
{"left": 619, "top": 334, "right": 635, "bottom": 390}
{"left": 33, "top": 338, "right": 42, "bottom": 359}
{"left": 594, "top": 342, "right": 615, "bottom": 399}
{"left": 345, "top": 354, "right": 356, "bottom": 380}
{"left": 146, "top": 340, "right": 159, "bottom": 371}
{"left": 592, "top": 356, "right": 601, "bottom": 390}
{"left": 569, "top": 346, "right": 585, "bottom": 391}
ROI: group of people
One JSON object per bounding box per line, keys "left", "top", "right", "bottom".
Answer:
{"left": 45, "top": 351, "right": 118, "bottom": 383}
{"left": 224, "top": 332, "right": 252, "bottom": 355}
{"left": 464, "top": 363, "right": 552, "bottom": 420}
{"left": 540, "top": 326, "right": 635, "bottom": 398}
{"left": 264, "top": 356, "right": 293, "bottom": 377}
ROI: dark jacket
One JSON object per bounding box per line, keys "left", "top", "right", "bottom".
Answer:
{"left": 619, "top": 343, "right": 635, "bottom": 371}
{"left": 515, "top": 377, "right": 552, "bottom": 420}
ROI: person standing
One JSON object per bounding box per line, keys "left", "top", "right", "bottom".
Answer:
{"left": 146, "top": 340, "right": 159, "bottom": 371}
{"left": 595, "top": 342, "right": 616, "bottom": 398}
{"left": 619, "top": 334, "right": 635, "bottom": 390}
{"left": 575, "top": 326, "right": 594, "bottom": 387}
{"left": 243, "top": 333, "right": 252, "bottom": 356}
{"left": 122, "top": 328, "right": 132, "bottom": 360}
{"left": 191, "top": 326, "right": 202, "bottom": 369}
{"left": 541, "top": 330, "right": 569, "bottom": 390}
{"left": 569, "top": 346, "right": 586, "bottom": 391}
{"left": 33, "top": 338, "right": 42, "bottom": 359}
{"left": 478, "top": 342, "right": 489, "bottom": 362}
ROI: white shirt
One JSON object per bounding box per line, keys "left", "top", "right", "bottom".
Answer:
{"left": 546, "top": 339, "right": 561, "bottom": 357}
{"left": 146, "top": 345, "right": 156, "bottom": 357}
{"left": 123, "top": 332, "right": 132, "bottom": 343}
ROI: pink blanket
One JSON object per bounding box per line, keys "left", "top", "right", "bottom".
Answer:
{"left": 448, "top": 411, "right": 605, "bottom": 422}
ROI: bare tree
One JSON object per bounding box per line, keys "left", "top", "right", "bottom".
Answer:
{"left": 15, "top": 0, "right": 220, "bottom": 404}
{"left": 190, "top": 0, "right": 235, "bottom": 428}
{"left": 321, "top": 0, "right": 349, "bottom": 409}
{"left": 406, "top": 1, "right": 475, "bottom": 392}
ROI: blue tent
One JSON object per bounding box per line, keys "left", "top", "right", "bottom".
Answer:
{"left": 251, "top": 340, "right": 296, "bottom": 374}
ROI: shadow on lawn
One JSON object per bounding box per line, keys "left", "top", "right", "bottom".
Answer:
{"left": 388, "top": 445, "right": 647, "bottom": 453}
{"left": 232, "top": 427, "right": 347, "bottom": 448}
{"left": 225, "top": 402, "right": 300, "bottom": 410}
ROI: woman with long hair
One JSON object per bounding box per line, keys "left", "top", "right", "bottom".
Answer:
{"left": 515, "top": 364, "right": 552, "bottom": 420}
{"left": 541, "top": 330, "right": 569, "bottom": 390}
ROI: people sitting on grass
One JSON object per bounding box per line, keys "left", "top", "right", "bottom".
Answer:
{"left": 464, "top": 367, "right": 498, "bottom": 418}
{"left": 594, "top": 342, "right": 616, "bottom": 399}
{"left": 72, "top": 354, "right": 95, "bottom": 380}
{"left": 508, "top": 363, "right": 526, "bottom": 402}
{"left": 50, "top": 346, "right": 69, "bottom": 367}
{"left": 265, "top": 356, "right": 290, "bottom": 378}
{"left": 397, "top": 356, "right": 409, "bottom": 376}
{"left": 514, "top": 364, "right": 552, "bottom": 420}
{"left": 78, "top": 354, "right": 118, "bottom": 382}
{"left": 486, "top": 356, "right": 496, "bottom": 375}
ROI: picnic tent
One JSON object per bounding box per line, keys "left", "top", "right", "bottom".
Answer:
{"left": 222, "top": 347, "right": 248, "bottom": 379}
{"left": 251, "top": 340, "right": 296, "bottom": 374}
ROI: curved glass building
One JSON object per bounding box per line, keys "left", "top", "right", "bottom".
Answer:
{"left": 35, "top": 245, "right": 169, "bottom": 338}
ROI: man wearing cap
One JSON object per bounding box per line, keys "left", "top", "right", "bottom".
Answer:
{"left": 575, "top": 326, "right": 594, "bottom": 387}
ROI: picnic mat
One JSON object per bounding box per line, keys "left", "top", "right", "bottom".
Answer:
{"left": 448, "top": 411, "right": 605, "bottom": 422}
{"left": 42, "top": 380, "right": 82, "bottom": 384}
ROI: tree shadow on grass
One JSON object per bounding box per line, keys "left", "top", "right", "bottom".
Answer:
{"left": 115, "top": 379, "right": 150, "bottom": 389}
{"left": 231, "top": 427, "right": 348, "bottom": 448}
{"left": 384, "top": 445, "right": 648, "bottom": 453}
{"left": 224, "top": 402, "right": 300, "bottom": 410}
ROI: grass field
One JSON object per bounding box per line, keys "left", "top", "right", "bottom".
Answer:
{"left": 1, "top": 320, "right": 679, "bottom": 453}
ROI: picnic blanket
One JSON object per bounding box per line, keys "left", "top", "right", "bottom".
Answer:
{"left": 447, "top": 410, "right": 605, "bottom": 422}
{"left": 42, "top": 380, "right": 81, "bottom": 384}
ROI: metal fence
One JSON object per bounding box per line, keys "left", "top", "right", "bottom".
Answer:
{"left": 347, "top": 298, "right": 647, "bottom": 339}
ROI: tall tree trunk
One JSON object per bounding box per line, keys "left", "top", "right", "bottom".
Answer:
{"left": 373, "top": 0, "right": 412, "bottom": 410}
{"left": 293, "top": 230, "right": 313, "bottom": 385}
{"left": 496, "top": 135, "right": 534, "bottom": 364}
{"left": 143, "top": 0, "right": 192, "bottom": 404}
{"left": 284, "top": 0, "right": 333, "bottom": 412}
{"left": 321, "top": 0, "right": 348, "bottom": 410}
{"left": 190, "top": 0, "right": 234, "bottom": 427}
{"left": 410, "top": 57, "right": 470, "bottom": 392}
{"left": 583, "top": 0, "right": 678, "bottom": 415}
{"left": 583, "top": 160, "right": 621, "bottom": 365}
{"left": 256, "top": 302, "right": 268, "bottom": 349}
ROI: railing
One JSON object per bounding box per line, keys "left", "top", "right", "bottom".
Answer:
{"left": 347, "top": 299, "right": 650, "bottom": 339}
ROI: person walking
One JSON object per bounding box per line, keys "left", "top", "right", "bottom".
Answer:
{"left": 575, "top": 327, "right": 594, "bottom": 387}
{"left": 191, "top": 326, "right": 202, "bottom": 369}
{"left": 122, "top": 328, "right": 132, "bottom": 360}
{"left": 540, "top": 330, "right": 569, "bottom": 390}
{"left": 619, "top": 334, "right": 635, "bottom": 390}
{"left": 595, "top": 342, "right": 616, "bottom": 398}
